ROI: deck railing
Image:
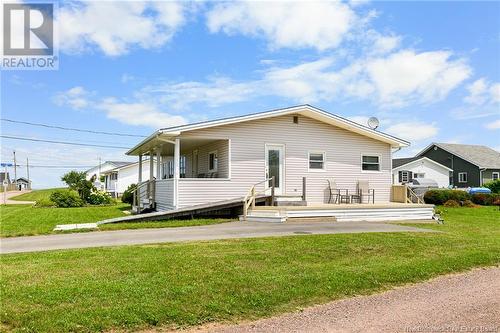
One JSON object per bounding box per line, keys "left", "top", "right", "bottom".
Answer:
{"left": 391, "top": 185, "right": 424, "bottom": 204}
{"left": 133, "top": 179, "right": 156, "bottom": 213}
{"left": 242, "top": 176, "right": 275, "bottom": 221}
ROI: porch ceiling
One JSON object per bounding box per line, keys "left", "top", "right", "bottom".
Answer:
{"left": 127, "top": 133, "right": 225, "bottom": 156}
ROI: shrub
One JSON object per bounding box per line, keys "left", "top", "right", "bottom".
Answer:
{"left": 471, "top": 193, "right": 500, "bottom": 206}
{"left": 483, "top": 179, "right": 500, "bottom": 194}
{"left": 423, "top": 189, "right": 471, "bottom": 205}
{"left": 49, "top": 189, "right": 85, "bottom": 208}
{"left": 443, "top": 199, "right": 460, "bottom": 207}
{"left": 35, "top": 198, "right": 55, "bottom": 208}
{"left": 461, "top": 200, "right": 477, "bottom": 208}
{"left": 61, "top": 170, "right": 95, "bottom": 201}
{"left": 121, "top": 183, "right": 137, "bottom": 205}
{"left": 87, "top": 191, "right": 114, "bottom": 205}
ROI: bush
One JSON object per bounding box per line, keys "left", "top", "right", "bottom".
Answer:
{"left": 483, "top": 179, "right": 500, "bottom": 193}
{"left": 461, "top": 200, "right": 477, "bottom": 208}
{"left": 49, "top": 189, "right": 85, "bottom": 208}
{"left": 35, "top": 198, "right": 55, "bottom": 208}
{"left": 423, "top": 189, "right": 471, "bottom": 205}
{"left": 87, "top": 191, "right": 114, "bottom": 205}
{"left": 61, "top": 170, "right": 95, "bottom": 201}
{"left": 443, "top": 200, "right": 460, "bottom": 207}
{"left": 471, "top": 193, "right": 500, "bottom": 206}
{"left": 121, "top": 183, "right": 137, "bottom": 205}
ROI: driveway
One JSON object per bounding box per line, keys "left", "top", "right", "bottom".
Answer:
{"left": 0, "top": 221, "right": 433, "bottom": 254}
{"left": 1, "top": 190, "right": 34, "bottom": 205}
{"left": 183, "top": 267, "right": 500, "bottom": 333}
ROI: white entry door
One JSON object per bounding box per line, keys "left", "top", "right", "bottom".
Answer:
{"left": 265, "top": 144, "right": 284, "bottom": 195}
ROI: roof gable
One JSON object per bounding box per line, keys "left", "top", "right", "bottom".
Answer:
{"left": 418, "top": 143, "right": 500, "bottom": 169}
{"left": 392, "top": 156, "right": 453, "bottom": 171}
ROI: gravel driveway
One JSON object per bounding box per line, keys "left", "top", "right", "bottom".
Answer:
{"left": 185, "top": 267, "right": 500, "bottom": 333}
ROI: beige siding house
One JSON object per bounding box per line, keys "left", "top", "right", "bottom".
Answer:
{"left": 127, "top": 105, "right": 409, "bottom": 211}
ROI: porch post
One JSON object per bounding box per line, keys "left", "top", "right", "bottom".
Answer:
{"left": 156, "top": 148, "right": 161, "bottom": 179}
{"left": 138, "top": 154, "right": 143, "bottom": 183}
{"left": 149, "top": 151, "right": 154, "bottom": 181}
{"left": 173, "top": 138, "right": 180, "bottom": 208}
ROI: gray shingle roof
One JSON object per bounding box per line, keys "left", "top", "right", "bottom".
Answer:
{"left": 392, "top": 157, "right": 425, "bottom": 168}
{"left": 431, "top": 143, "right": 500, "bottom": 169}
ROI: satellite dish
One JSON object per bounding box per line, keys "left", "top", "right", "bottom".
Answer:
{"left": 367, "top": 117, "right": 380, "bottom": 130}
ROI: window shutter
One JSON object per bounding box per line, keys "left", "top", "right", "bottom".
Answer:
{"left": 409, "top": 171, "right": 413, "bottom": 181}
{"left": 398, "top": 171, "right": 402, "bottom": 183}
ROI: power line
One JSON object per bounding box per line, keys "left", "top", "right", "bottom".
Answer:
{"left": 1, "top": 118, "right": 147, "bottom": 138}
{"left": 1, "top": 163, "right": 94, "bottom": 168}
{"left": 0, "top": 135, "right": 131, "bottom": 149}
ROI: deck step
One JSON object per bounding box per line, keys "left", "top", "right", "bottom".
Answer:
{"left": 239, "top": 214, "right": 286, "bottom": 223}
{"left": 274, "top": 195, "right": 307, "bottom": 206}
{"left": 287, "top": 216, "right": 337, "bottom": 223}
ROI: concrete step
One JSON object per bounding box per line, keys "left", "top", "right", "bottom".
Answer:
{"left": 287, "top": 216, "right": 337, "bottom": 223}
{"left": 239, "top": 214, "right": 286, "bottom": 223}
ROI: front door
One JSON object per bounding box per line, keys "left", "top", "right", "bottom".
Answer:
{"left": 265, "top": 144, "right": 284, "bottom": 195}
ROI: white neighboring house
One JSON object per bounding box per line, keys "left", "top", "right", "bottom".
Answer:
{"left": 392, "top": 157, "right": 452, "bottom": 188}
{"left": 15, "top": 177, "right": 31, "bottom": 190}
{"left": 85, "top": 161, "right": 133, "bottom": 190}
{"left": 102, "top": 159, "right": 156, "bottom": 197}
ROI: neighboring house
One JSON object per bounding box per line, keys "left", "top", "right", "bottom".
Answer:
{"left": 126, "top": 105, "right": 409, "bottom": 211}
{"left": 418, "top": 143, "right": 500, "bottom": 187}
{"left": 0, "top": 172, "right": 11, "bottom": 185}
{"left": 392, "top": 157, "right": 452, "bottom": 188}
{"left": 102, "top": 159, "right": 156, "bottom": 197}
{"left": 85, "top": 161, "right": 133, "bottom": 181}
{"left": 15, "top": 177, "right": 31, "bottom": 190}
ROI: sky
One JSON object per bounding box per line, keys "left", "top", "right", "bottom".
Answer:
{"left": 1, "top": 0, "right": 499, "bottom": 188}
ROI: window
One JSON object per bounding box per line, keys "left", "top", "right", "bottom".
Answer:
{"left": 414, "top": 173, "right": 425, "bottom": 178}
{"left": 179, "top": 155, "right": 186, "bottom": 178}
{"left": 458, "top": 172, "right": 468, "bottom": 183}
{"left": 309, "top": 152, "right": 325, "bottom": 170}
{"left": 401, "top": 171, "right": 409, "bottom": 183}
{"left": 362, "top": 155, "right": 380, "bottom": 171}
{"left": 492, "top": 172, "right": 499, "bottom": 181}
{"left": 208, "top": 151, "right": 218, "bottom": 172}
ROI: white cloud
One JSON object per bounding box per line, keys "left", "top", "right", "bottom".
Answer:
{"left": 385, "top": 121, "right": 438, "bottom": 142}
{"left": 206, "top": 1, "right": 358, "bottom": 51}
{"left": 485, "top": 119, "right": 500, "bottom": 130}
{"left": 96, "top": 98, "right": 186, "bottom": 128}
{"left": 464, "top": 78, "right": 500, "bottom": 106}
{"left": 58, "top": 1, "right": 190, "bottom": 56}
{"left": 53, "top": 86, "right": 91, "bottom": 109}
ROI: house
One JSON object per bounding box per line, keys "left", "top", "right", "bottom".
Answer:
{"left": 392, "top": 157, "right": 452, "bottom": 188}
{"left": 0, "top": 172, "right": 11, "bottom": 185}
{"left": 102, "top": 159, "right": 156, "bottom": 197}
{"left": 418, "top": 143, "right": 500, "bottom": 187}
{"left": 127, "top": 105, "right": 412, "bottom": 213}
{"left": 85, "top": 161, "right": 133, "bottom": 181}
{"left": 15, "top": 177, "right": 31, "bottom": 190}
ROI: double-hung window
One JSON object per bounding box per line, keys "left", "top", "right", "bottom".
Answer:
{"left": 308, "top": 152, "right": 325, "bottom": 171}
{"left": 362, "top": 155, "right": 380, "bottom": 171}
{"left": 492, "top": 172, "right": 499, "bottom": 181}
{"left": 458, "top": 172, "right": 467, "bottom": 183}
{"left": 208, "top": 151, "right": 218, "bottom": 172}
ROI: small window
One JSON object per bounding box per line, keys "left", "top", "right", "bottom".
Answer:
{"left": 458, "top": 172, "right": 468, "bottom": 183}
{"left": 180, "top": 156, "right": 186, "bottom": 178}
{"left": 209, "top": 151, "right": 218, "bottom": 172}
{"left": 414, "top": 173, "right": 425, "bottom": 178}
{"left": 309, "top": 152, "right": 325, "bottom": 170}
{"left": 401, "top": 171, "right": 409, "bottom": 183}
{"left": 362, "top": 155, "right": 380, "bottom": 171}
{"left": 492, "top": 172, "right": 499, "bottom": 181}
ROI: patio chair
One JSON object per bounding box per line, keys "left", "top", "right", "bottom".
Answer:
{"left": 357, "top": 180, "right": 375, "bottom": 203}
{"left": 327, "top": 178, "right": 341, "bottom": 204}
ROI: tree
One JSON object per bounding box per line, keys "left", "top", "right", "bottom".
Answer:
{"left": 61, "top": 171, "right": 95, "bottom": 201}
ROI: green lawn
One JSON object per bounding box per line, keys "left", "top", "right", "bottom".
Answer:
{"left": 0, "top": 204, "right": 131, "bottom": 237}
{"left": 99, "top": 218, "right": 233, "bottom": 231}
{"left": 1, "top": 206, "right": 499, "bottom": 332}
{"left": 8, "top": 188, "right": 64, "bottom": 201}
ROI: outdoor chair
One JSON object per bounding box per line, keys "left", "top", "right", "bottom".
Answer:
{"left": 356, "top": 180, "right": 375, "bottom": 203}
{"left": 327, "top": 178, "right": 341, "bottom": 204}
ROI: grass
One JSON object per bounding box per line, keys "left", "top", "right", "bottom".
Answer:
{"left": 0, "top": 206, "right": 499, "bottom": 332}
{"left": 0, "top": 204, "right": 130, "bottom": 237}
{"left": 99, "top": 218, "right": 233, "bottom": 231}
{"left": 8, "top": 188, "right": 63, "bottom": 202}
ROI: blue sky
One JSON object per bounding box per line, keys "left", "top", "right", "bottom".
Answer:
{"left": 1, "top": 0, "right": 499, "bottom": 188}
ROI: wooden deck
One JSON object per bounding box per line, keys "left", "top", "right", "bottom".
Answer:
{"left": 252, "top": 202, "right": 434, "bottom": 210}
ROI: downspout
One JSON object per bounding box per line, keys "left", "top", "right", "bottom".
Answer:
{"left": 479, "top": 168, "right": 486, "bottom": 186}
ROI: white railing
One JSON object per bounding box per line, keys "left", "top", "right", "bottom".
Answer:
{"left": 242, "top": 176, "right": 275, "bottom": 221}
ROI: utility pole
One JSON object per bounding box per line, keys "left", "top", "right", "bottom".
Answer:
{"left": 13, "top": 150, "right": 17, "bottom": 187}
{"left": 26, "top": 157, "right": 30, "bottom": 190}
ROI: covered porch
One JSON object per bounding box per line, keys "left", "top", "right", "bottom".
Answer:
{"left": 131, "top": 135, "right": 231, "bottom": 212}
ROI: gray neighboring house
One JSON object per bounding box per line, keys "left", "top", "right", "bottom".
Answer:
{"left": 417, "top": 143, "right": 500, "bottom": 187}
{"left": 0, "top": 172, "right": 11, "bottom": 184}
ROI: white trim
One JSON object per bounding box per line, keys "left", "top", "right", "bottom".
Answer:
{"left": 228, "top": 139, "right": 232, "bottom": 179}
{"left": 208, "top": 150, "right": 218, "bottom": 172}
{"left": 361, "top": 154, "right": 381, "bottom": 173}
{"left": 458, "top": 172, "right": 468, "bottom": 183}
{"left": 392, "top": 156, "right": 453, "bottom": 172}
{"left": 308, "top": 151, "right": 326, "bottom": 172}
